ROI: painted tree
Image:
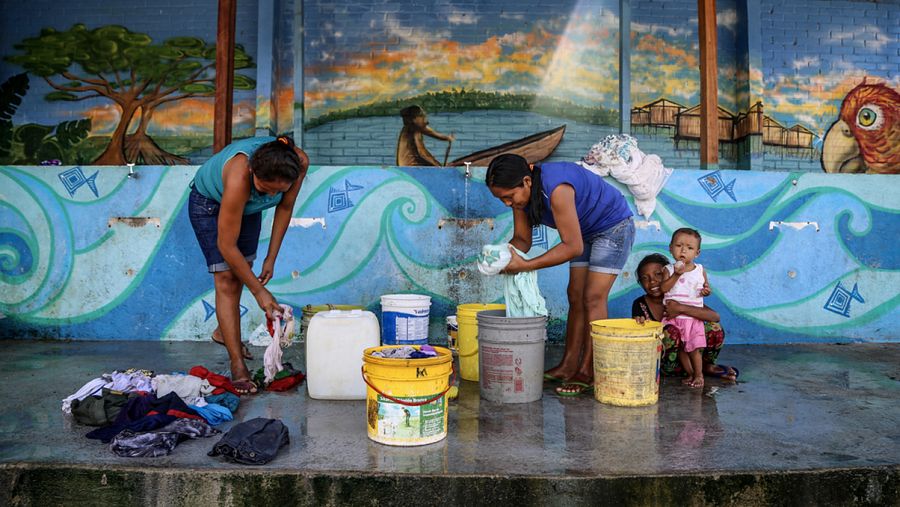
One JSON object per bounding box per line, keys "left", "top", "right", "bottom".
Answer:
{"left": 6, "top": 24, "right": 255, "bottom": 165}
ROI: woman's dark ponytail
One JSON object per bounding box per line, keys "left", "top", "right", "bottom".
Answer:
{"left": 250, "top": 135, "right": 305, "bottom": 181}
{"left": 527, "top": 164, "right": 543, "bottom": 228}
{"left": 486, "top": 154, "right": 543, "bottom": 228}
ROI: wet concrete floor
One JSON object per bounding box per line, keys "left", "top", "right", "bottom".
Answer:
{"left": 0, "top": 340, "right": 898, "bottom": 476}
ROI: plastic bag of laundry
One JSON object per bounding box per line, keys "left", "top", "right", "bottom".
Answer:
{"left": 208, "top": 417, "right": 289, "bottom": 465}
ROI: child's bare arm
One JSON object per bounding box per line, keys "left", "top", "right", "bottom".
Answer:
{"left": 658, "top": 269, "right": 681, "bottom": 293}
{"left": 700, "top": 268, "right": 711, "bottom": 296}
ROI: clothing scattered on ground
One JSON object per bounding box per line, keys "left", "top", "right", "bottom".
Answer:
{"left": 85, "top": 392, "right": 203, "bottom": 443}
{"left": 188, "top": 366, "right": 239, "bottom": 396}
{"left": 209, "top": 417, "right": 290, "bottom": 465}
{"left": 264, "top": 304, "right": 296, "bottom": 383}
{"left": 253, "top": 362, "right": 306, "bottom": 392}
{"left": 189, "top": 403, "right": 234, "bottom": 426}
{"left": 370, "top": 345, "right": 438, "bottom": 359}
{"left": 70, "top": 388, "right": 135, "bottom": 426}
{"left": 153, "top": 374, "right": 215, "bottom": 400}
{"left": 579, "top": 134, "right": 672, "bottom": 218}
{"left": 477, "top": 244, "right": 548, "bottom": 318}
{"left": 65, "top": 365, "right": 244, "bottom": 457}
{"left": 111, "top": 418, "right": 219, "bottom": 458}
{"left": 205, "top": 392, "right": 240, "bottom": 413}
{"left": 61, "top": 370, "right": 154, "bottom": 414}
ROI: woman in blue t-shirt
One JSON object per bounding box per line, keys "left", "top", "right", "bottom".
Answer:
{"left": 189, "top": 136, "right": 309, "bottom": 395}
{"left": 486, "top": 154, "right": 635, "bottom": 396}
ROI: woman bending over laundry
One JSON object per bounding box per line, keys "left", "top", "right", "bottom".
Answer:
{"left": 486, "top": 154, "right": 635, "bottom": 397}
{"left": 189, "top": 136, "right": 309, "bottom": 395}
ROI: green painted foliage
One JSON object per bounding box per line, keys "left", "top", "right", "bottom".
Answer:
{"left": 0, "top": 73, "right": 29, "bottom": 159}
{"left": 4, "top": 24, "right": 257, "bottom": 103}
{"left": 304, "top": 89, "right": 619, "bottom": 129}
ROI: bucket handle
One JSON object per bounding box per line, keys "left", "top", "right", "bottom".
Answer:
{"left": 361, "top": 364, "right": 456, "bottom": 407}
{"left": 457, "top": 342, "right": 477, "bottom": 358}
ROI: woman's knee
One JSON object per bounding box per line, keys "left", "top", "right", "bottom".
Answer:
{"left": 214, "top": 270, "right": 242, "bottom": 293}
{"left": 582, "top": 289, "right": 609, "bottom": 311}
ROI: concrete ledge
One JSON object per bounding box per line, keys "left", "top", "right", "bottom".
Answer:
{"left": 2, "top": 463, "right": 898, "bottom": 506}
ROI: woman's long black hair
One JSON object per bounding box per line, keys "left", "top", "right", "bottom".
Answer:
{"left": 485, "top": 154, "right": 544, "bottom": 228}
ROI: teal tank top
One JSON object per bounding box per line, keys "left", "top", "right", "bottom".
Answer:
{"left": 192, "top": 136, "right": 284, "bottom": 215}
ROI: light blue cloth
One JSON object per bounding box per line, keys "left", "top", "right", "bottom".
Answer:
{"left": 505, "top": 247, "right": 548, "bottom": 317}
{"left": 188, "top": 403, "right": 234, "bottom": 426}
{"left": 477, "top": 244, "right": 548, "bottom": 317}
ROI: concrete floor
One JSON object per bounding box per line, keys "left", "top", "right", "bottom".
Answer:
{"left": 1, "top": 339, "right": 898, "bottom": 478}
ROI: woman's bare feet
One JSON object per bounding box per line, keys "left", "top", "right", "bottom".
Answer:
{"left": 688, "top": 376, "right": 704, "bottom": 388}
{"left": 212, "top": 327, "right": 253, "bottom": 360}
{"left": 544, "top": 364, "right": 578, "bottom": 382}
{"left": 230, "top": 359, "right": 258, "bottom": 395}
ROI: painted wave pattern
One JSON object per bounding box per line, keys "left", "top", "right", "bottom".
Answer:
{"left": 1, "top": 165, "right": 897, "bottom": 343}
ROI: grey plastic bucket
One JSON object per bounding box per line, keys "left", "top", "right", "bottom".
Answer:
{"left": 476, "top": 310, "right": 547, "bottom": 403}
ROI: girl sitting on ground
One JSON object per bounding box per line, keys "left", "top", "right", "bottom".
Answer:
{"left": 632, "top": 252, "right": 738, "bottom": 385}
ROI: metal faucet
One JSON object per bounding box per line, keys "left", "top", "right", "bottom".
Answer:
{"left": 126, "top": 163, "right": 136, "bottom": 179}
{"left": 464, "top": 162, "right": 472, "bottom": 179}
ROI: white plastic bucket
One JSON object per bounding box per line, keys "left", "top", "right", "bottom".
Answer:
{"left": 381, "top": 294, "right": 432, "bottom": 345}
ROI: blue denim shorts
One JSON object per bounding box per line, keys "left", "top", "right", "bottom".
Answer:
{"left": 570, "top": 217, "right": 635, "bottom": 274}
{"left": 188, "top": 187, "right": 262, "bottom": 273}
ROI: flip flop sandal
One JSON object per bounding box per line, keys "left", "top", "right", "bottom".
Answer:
{"left": 555, "top": 381, "right": 593, "bottom": 397}
{"left": 232, "top": 379, "right": 259, "bottom": 396}
{"left": 212, "top": 335, "right": 254, "bottom": 360}
{"left": 544, "top": 373, "right": 565, "bottom": 382}
{"left": 711, "top": 365, "right": 739, "bottom": 380}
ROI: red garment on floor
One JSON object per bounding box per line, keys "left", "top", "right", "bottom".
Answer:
{"left": 266, "top": 372, "right": 305, "bottom": 392}
{"left": 189, "top": 366, "right": 239, "bottom": 396}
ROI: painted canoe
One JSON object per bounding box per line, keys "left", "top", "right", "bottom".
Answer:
{"left": 448, "top": 125, "right": 566, "bottom": 166}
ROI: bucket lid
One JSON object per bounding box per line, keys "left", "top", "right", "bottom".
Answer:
{"left": 381, "top": 294, "right": 432, "bottom": 303}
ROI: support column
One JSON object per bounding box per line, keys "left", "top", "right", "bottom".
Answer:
{"left": 255, "top": 0, "right": 276, "bottom": 136}
{"left": 292, "top": 0, "right": 304, "bottom": 144}
{"left": 698, "top": 0, "right": 719, "bottom": 168}
{"left": 214, "top": 0, "right": 237, "bottom": 153}
{"left": 618, "top": 0, "right": 631, "bottom": 134}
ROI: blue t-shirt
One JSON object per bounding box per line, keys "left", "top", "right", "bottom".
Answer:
{"left": 192, "top": 136, "right": 283, "bottom": 215}
{"left": 529, "top": 161, "right": 632, "bottom": 237}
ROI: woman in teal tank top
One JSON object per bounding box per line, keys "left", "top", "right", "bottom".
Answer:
{"left": 189, "top": 136, "right": 309, "bottom": 395}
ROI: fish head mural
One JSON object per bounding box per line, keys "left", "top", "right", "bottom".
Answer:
{"left": 822, "top": 80, "right": 900, "bottom": 174}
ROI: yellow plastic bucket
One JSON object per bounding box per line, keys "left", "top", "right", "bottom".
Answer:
{"left": 591, "top": 319, "right": 664, "bottom": 407}
{"left": 362, "top": 345, "right": 453, "bottom": 446}
{"left": 456, "top": 303, "right": 506, "bottom": 382}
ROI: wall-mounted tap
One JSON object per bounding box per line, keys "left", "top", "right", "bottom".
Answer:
{"left": 464, "top": 162, "right": 472, "bottom": 179}
{"left": 127, "top": 163, "right": 137, "bottom": 179}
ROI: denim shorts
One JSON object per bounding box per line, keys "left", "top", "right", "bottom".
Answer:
{"left": 570, "top": 217, "right": 635, "bottom": 274}
{"left": 188, "top": 187, "right": 262, "bottom": 273}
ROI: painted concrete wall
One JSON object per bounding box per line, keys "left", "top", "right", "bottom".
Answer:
{"left": 3, "top": 1, "right": 895, "bottom": 172}
{"left": 1, "top": 165, "right": 896, "bottom": 343}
